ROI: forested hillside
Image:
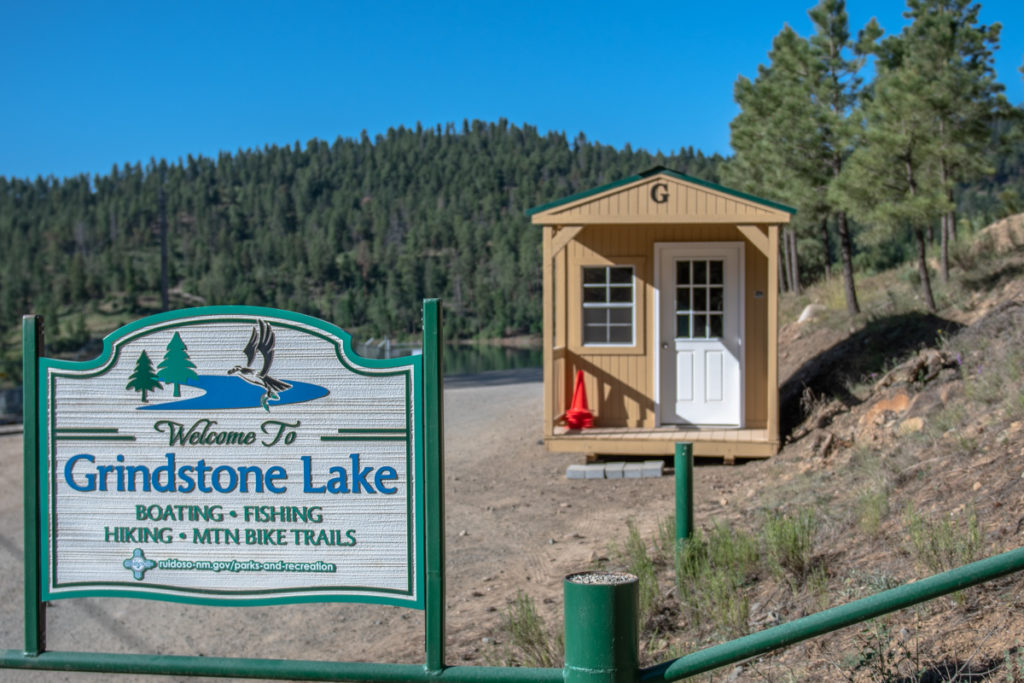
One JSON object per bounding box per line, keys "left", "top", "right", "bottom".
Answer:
{"left": 0, "top": 120, "right": 721, "bottom": 374}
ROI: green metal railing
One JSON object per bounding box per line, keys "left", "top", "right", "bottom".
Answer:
{"left": 9, "top": 323, "right": 1024, "bottom": 683}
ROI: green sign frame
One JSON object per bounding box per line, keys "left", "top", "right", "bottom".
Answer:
{"left": 39, "top": 305, "right": 424, "bottom": 607}
{"left": 11, "top": 300, "right": 450, "bottom": 676}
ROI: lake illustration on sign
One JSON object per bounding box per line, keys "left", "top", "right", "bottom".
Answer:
{"left": 127, "top": 319, "right": 330, "bottom": 411}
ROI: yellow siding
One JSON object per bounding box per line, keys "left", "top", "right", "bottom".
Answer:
{"left": 552, "top": 224, "right": 770, "bottom": 431}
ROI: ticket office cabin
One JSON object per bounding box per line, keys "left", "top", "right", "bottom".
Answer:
{"left": 528, "top": 167, "right": 794, "bottom": 461}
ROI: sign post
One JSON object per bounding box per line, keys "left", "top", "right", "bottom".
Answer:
{"left": 422, "top": 299, "right": 446, "bottom": 672}
{"left": 22, "top": 314, "right": 45, "bottom": 655}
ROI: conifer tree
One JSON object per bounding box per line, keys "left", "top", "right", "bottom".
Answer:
{"left": 835, "top": 35, "right": 945, "bottom": 312}
{"left": 724, "top": 26, "right": 818, "bottom": 295}
{"left": 158, "top": 332, "right": 198, "bottom": 397}
{"left": 807, "top": 0, "right": 867, "bottom": 314}
{"left": 126, "top": 350, "right": 163, "bottom": 403}
{"left": 897, "top": 0, "right": 1005, "bottom": 282}
{"left": 838, "top": 0, "right": 1006, "bottom": 309}
{"left": 724, "top": 1, "right": 870, "bottom": 310}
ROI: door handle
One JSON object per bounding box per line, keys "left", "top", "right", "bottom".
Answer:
{"left": 661, "top": 342, "right": 669, "bottom": 350}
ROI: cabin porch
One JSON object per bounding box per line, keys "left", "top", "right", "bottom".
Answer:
{"left": 545, "top": 426, "right": 776, "bottom": 459}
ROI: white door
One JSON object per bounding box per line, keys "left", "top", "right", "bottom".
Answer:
{"left": 657, "top": 243, "right": 743, "bottom": 426}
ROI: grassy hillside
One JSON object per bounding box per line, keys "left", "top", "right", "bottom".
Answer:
{"left": 495, "top": 218, "right": 1024, "bottom": 681}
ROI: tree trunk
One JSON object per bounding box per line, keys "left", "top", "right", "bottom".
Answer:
{"left": 819, "top": 216, "right": 831, "bottom": 281}
{"left": 836, "top": 210, "right": 860, "bottom": 315}
{"left": 948, "top": 189, "right": 958, "bottom": 242}
{"left": 790, "top": 229, "right": 802, "bottom": 295}
{"left": 779, "top": 233, "right": 791, "bottom": 293}
{"left": 159, "top": 183, "right": 169, "bottom": 312}
{"left": 914, "top": 227, "right": 937, "bottom": 313}
{"left": 940, "top": 214, "right": 949, "bottom": 283}
{"left": 786, "top": 228, "right": 802, "bottom": 295}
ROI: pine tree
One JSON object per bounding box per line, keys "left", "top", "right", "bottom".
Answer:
{"left": 898, "top": 0, "right": 1005, "bottom": 282}
{"left": 126, "top": 350, "right": 163, "bottom": 403}
{"left": 807, "top": 0, "right": 868, "bottom": 314}
{"left": 724, "top": 26, "right": 819, "bottom": 294}
{"left": 834, "top": 41, "right": 945, "bottom": 312}
{"left": 726, "top": 0, "right": 870, "bottom": 311}
{"left": 157, "top": 332, "right": 198, "bottom": 397}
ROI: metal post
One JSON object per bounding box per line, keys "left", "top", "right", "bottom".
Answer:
{"left": 674, "top": 443, "right": 693, "bottom": 544}
{"left": 422, "top": 300, "right": 446, "bottom": 673}
{"left": 563, "top": 572, "right": 639, "bottom": 683}
{"left": 22, "top": 315, "right": 45, "bottom": 655}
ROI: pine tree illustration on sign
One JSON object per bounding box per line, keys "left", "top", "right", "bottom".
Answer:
{"left": 158, "top": 332, "right": 198, "bottom": 397}
{"left": 126, "top": 350, "right": 163, "bottom": 403}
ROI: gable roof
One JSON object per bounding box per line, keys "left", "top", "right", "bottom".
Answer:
{"left": 526, "top": 166, "right": 796, "bottom": 225}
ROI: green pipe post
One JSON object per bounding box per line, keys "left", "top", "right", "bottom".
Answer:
{"left": 423, "top": 299, "right": 446, "bottom": 673}
{"left": 673, "top": 443, "right": 693, "bottom": 544}
{"left": 563, "top": 572, "right": 639, "bottom": 683}
{"left": 21, "top": 315, "right": 45, "bottom": 656}
{"left": 643, "top": 544, "right": 1024, "bottom": 682}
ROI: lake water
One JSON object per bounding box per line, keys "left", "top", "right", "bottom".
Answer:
{"left": 137, "top": 375, "right": 329, "bottom": 411}
{"left": 353, "top": 342, "right": 541, "bottom": 376}
{"left": 443, "top": 344, "right": 542, "bottom": 376}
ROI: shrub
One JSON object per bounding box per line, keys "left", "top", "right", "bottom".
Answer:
{"left": 857, "top": 487, "right": 890, "bottom": 539}
{"left": 762, "top": 508, "right": 817, "bottom": 581}
{"left": 676, "top": 522, "right": 759, "bottom": 638}
{"left": 619, "top": 519, "right": 659, "bottom": 624}
{"left": 497, "top": 590, "right": 562, "bottom": 668}
{"left": 905, "top": 505, "right": 982, "bottom": 574}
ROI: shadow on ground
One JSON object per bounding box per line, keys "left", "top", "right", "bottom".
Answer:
{"left": 779, "top": 312, "right": 963, "bottom": 441}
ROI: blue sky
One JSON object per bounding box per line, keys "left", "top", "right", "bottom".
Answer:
{"left": 2, "top": 1, "right": 1022, "bottom": 181}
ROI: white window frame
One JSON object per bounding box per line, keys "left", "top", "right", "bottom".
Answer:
{"left": 581, "top": 265, "right": 635, "bottom": 347}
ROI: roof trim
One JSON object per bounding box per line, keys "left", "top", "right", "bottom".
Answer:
{"left": 524, "top": 166, "right": 797, "bottom": 217}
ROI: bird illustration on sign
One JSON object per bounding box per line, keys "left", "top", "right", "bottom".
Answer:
{"left": 228, "top": 319, "right": 293, "bottom": 411}
{"left": 129, "top": 319, "right": 329, "bottom": 411}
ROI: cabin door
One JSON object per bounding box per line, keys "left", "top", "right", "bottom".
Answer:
{"left": 657, "top": 242, "right": 743, "bottom": 426}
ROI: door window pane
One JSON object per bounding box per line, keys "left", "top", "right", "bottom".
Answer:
{"left": 694, "top": 315, "right": 707, "bottom": 338}
{"left": 694, "top": 261, "right": 707, "bottom": 284}
{"left": 709, "top": 260, "right": 723, "bottom": 285}
{"left": 709, "top": 287, "right": 723, "bottom": 311}
{"left": 694, "top": 288, "right": 706, "bottom": 311}
{"left": 709, "top": 314, "right": 723, "bottom": 338}
{"left": 676, "top": 261, "right": 690, "bottom": 285}
{"left": 676, "top": 314, "right": 690, "bottom": 338}
{"left": 676, "top": 287, "right": 689, "bottom": 310}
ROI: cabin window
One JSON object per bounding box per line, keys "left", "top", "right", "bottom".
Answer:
{"left": 582, "top": 266, "right": 634, "bottom": 345}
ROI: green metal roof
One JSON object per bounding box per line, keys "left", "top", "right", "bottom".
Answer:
{"left": 524, "top": 166, "right": 797, "bottom": 217}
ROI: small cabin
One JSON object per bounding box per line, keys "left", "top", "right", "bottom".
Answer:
{"left": 527, "top": 167, "right": 795, "bottom": 461}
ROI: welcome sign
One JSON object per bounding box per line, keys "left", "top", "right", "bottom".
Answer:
{"left": 38, "top": 307, "right": 424, "bottom": 607}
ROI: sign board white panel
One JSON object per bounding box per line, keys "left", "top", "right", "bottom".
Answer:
{"left": 40, "top": 307, "right": 423, "bottom": 607}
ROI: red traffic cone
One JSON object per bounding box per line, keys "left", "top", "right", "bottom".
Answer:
{"left": 565, "top": 370, "right": 594, "bottom": 429}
